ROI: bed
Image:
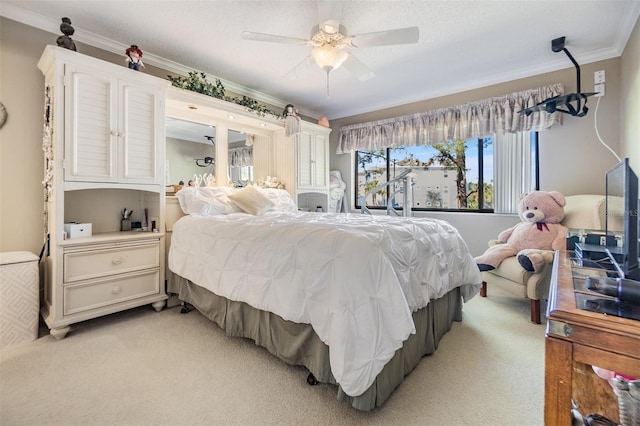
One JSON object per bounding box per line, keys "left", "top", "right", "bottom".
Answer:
{"left": 167, "top": 186, "right": 482, "bottom": 411}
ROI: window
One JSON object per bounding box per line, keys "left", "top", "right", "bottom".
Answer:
{"left": 355, "top": 132, "right": 538, "bottom": 213}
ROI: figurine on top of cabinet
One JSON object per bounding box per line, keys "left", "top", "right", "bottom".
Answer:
{"left": 283, "top": 104, "right": 301, "bottom": 137}
{"left": 318, "top": 116, "right": 330, "bottom": 128}
{"left": 56, "top": 17, "right": 77, "bottom": 51}
{"left": 125, "top": 45, "right": 145, "bottom": 71}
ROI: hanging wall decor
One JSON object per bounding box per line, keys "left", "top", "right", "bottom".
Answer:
{"left": 42, "top": 85, "right": 54, "bottom": 237}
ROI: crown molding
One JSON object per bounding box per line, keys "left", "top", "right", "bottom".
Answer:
{"left": 0, "top": 3, "right": 320, "bottom": 120}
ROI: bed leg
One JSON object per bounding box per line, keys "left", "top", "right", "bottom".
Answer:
{"left": 530, "top": 299, "right": 541, "bottom": 324}
{"left": 306, "top": 372, "right": 319, "bottom": 386}
{"left": 180, "top": 302, "right": 191, "bottom": 314}
{"left": 480, "top": 281, "right": 487, "bottom": 297}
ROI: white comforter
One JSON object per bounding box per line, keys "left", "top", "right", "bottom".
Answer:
{"left": 169, "top": 211, "right": 481, "bottom": 396}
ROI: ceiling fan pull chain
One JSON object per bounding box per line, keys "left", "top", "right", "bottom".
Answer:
{"left": 326, "top": 69, "right": 331, "bottom": 98}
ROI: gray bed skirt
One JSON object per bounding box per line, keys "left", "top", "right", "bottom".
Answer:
{"left": 167, "top": 275, "right": 463, "bottom": 411}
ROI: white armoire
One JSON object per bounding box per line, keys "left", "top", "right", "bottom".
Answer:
{"left": 38, "top": 45, "right": 170, "bottom": 339}
{"left": 269, "top": 123, "right": 332, "bottom": 211}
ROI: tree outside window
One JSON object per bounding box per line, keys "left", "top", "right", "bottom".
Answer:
{"left": 356, "top": 137, "right": 494, "bottom": 212}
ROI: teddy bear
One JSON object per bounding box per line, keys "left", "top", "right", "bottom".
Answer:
{"left": 475, "top": 190, "right": 568, "bottom": 273}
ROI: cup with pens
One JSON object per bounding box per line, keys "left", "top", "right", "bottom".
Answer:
{"left": 121, "top": 208, "right": 133, "bottom": 231}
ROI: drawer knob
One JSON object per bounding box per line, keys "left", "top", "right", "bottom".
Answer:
{"left": 112, "top": 255, "right": 123, "bottom": 265}
{"left": 112, "top": 285, "right": 121, "bottom": 294}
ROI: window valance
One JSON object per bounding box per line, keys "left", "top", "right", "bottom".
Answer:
{"left": 337, "top": 83, "right": 563, "bottom": 154}
{"left": 229, "top": 146, "right": 253, "bottom": 167}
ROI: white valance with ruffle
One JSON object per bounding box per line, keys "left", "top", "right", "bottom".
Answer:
{"left": 337, "top": 83, "right": 563, "bottom": 153}
{"left": 228, "top": 146, "right": 253, "bottom": 167}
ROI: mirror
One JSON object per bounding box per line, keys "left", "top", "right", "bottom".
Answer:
{"left": 165, "top": 89, "right": 286, "bottom": 190}
{"left": 228, "top": 129, "right": 253, "bottom": 185}
{"left": 165, "top": 117, "right": 216, "bottom": 185}
{"left": 165, "top": 119, "right": 255, "bottom": 187}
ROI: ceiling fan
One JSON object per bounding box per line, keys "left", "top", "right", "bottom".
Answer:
{"left": 520, "top": 36, "right": 598, "bottom": 117}
{"left": 240, "top": 2, "right": 419, "bottom": 95}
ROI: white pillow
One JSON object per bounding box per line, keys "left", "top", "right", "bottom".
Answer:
{"left": 176, "top": 187, "right": 239, "bottom": 215}
{"left": 259, "top": 188, "right": 298, "bottom": 212}
{"left": 228, "top": 186, "right": 275, "bottom": 215}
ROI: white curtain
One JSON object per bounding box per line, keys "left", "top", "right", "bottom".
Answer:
{"left": 337, "top": 84, "right": 563, "bottom": 154}
{"left": 493, "top": 132, "right": 535, "bottom": 214}
{"left": 228, "top": 146, "right": 253, "bottom": 167}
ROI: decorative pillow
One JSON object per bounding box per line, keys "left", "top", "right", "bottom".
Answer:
{"left": 176, "top": 186, "right": 239, "bottom": 215}
{"left": 200, "top": 197, "right": 239, "bottom": 215}
{"left": 228, "top": 186, "right": 275, "bottom": 215}
{"left": 260, "top": 188, "right": 298, "bottom": 212}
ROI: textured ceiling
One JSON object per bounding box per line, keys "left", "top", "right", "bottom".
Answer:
{"left": 2, "top": 1, "right": 639, "bottom": 120}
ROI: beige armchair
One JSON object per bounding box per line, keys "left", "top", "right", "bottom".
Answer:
{"left": 479, "top": 194, "right": 606, "bottom": 323}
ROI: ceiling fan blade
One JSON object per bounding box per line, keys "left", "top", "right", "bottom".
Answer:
{"left": 284, "top": 55, "right": 316, "bottom": 80}
{"left": 342, "top": 53, "right": 376, "bottom": 82}
{"left": 241, "top": 31, "right": 310, "bottom": 45}
{"left": 348, "top": 27, "right": 419, "bottom": 48}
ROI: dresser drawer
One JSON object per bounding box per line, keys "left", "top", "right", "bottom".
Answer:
{"left": 64, "top": 269, "right": 160, "bottom": 315}
{"left": 64, "top": 241, "right": 159, "bottom": 283}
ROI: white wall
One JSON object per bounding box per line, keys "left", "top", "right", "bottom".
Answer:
{"left": 0, "top": 18, "right": 49, "bottom": 255}
{"left": 621, "top": 15, "right": 640, "bottom": 172}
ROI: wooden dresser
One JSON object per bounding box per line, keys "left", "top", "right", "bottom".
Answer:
{"left": 545, "top": 251, "right": 640, "bottom": 425}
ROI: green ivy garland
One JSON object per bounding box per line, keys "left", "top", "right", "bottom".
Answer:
{"left": 167, "top": 71, "right": 281, "bottom": 119}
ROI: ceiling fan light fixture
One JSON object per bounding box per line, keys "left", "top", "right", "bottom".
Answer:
{"left": 321, "top": 20, "right": 340, "bottom": 34}
{"left": 242, "top": 13, "right": 418, "bottom": 93}
{"left": 311, "top": 45, "right": 348, "bottom": 71}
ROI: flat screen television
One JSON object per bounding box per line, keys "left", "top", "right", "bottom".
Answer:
{"left": 605, "top": 158, "right": 639, "bottom": 280}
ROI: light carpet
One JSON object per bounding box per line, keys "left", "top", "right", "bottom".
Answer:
{"left": 0, "top": 288, "right": 545, "bottom": 426}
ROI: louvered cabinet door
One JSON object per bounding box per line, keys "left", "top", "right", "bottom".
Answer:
{"left": 119, "top": 83, "right": 163, "bottom": 184}
{"left": 64, "top": 65, "right": 118, "bottom": 182}
{"left": 296, "top": 130, "right": 314, "bottom": 189}
{"left": 296, "top": 130, "right": 329, "bottom": 191}
{"left": 311, "top": 131, "right": 329, "bottom": 190}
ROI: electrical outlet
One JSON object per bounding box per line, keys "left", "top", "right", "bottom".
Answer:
{"left": 594, "top": 83, "right": 605, "bottom": 97}
{"left": 594, "top": 70, "right": 606, "bottom": 84}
